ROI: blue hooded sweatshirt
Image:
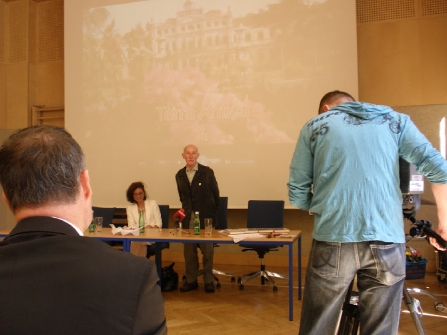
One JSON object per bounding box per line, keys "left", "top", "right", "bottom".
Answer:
{"left": 288, "top": 102, "right": 447, "bottom": 243}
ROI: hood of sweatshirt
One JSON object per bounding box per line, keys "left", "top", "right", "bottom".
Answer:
{"left": 333, "top": 101, "right": 394, "bottom": 120}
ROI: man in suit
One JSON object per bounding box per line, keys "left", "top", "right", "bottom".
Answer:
{"left": 175, "top": 144, "right": 220, "bottom": 293}
{"left": 0, "top": 125, "right": 168, "bottom": 335}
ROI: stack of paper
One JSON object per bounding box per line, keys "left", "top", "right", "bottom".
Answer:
{"left": 220, "top": 229, "right": 252, "bottom": 235}
{"left": 218, "top": 229, "right": 267, "bottom": 243}
{"left": 220, "top": 228, "right": 290, "bottom": 235}
{"left": 231, "top": 232, "right": 265, "bottom": 243}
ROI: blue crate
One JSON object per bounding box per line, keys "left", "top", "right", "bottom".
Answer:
{"left": 405, "top": 258, "right": 428, "bottom": 280}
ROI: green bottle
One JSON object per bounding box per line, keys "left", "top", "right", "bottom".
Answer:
{"left": 139, "top": 209, "right": 145, "bottom": 234}
{"left": 193, "top": 211, "right": 200, "bottom": 235}
{"left": 88, "top": 219, "right": 96, "bottom": 233}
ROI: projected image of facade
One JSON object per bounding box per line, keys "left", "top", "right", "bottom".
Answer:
{"left": 73, "top": 0, "right": 357, "bottom": 206}
{"left": 83, "top": 0, "right": 317, "bottom": 146}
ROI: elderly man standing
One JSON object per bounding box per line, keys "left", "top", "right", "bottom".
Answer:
{"left": 0, "top": 125, "right": 167, "bottom": 335}
{"left": 175, "top": 144, "right": 220, "bottom": 293}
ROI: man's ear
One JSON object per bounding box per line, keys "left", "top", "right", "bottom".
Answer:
{"left": 322, "top": 104, "right": 331, "bottom": 112}
{"left": 80, "top": 170, "right": 92, "bottom": 200}
{"left": 2, "top": 193, "right": 12, "bottom": 211}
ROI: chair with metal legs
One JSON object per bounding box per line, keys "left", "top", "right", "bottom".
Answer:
{"left": 237, "top": 200, "right": 288, "bottom": 292}
{"left": 208, "top": 197, "right": 235, "bottom": 287}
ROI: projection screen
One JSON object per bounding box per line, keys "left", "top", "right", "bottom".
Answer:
{"left": 65, "top": 0, "right": 358, "bottom": 208}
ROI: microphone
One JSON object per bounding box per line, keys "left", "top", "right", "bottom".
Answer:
{"left": 173, "top": 208, "right": 186, "bottom": 222}
{"left": 173, "top": 209, "right": 186, "bottom": 230}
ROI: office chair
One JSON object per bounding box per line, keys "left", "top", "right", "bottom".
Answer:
{"left": 208, "top": 197, "right": 235, "bottom": 288}
{"left": 92, "top": 206, "right": 116, "bottom": 228}
{"left": 112, "top": 207, "right": 127, "bottom": 227}
{"left": 237, "top": 200, "right": 288, "bottom": 292}
{"left": 146, "top": 205, "right": 170, "bottom": 258}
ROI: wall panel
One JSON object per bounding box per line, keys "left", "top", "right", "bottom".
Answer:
{"left": 357, "top": 0, "right": 447, "bottom": 105}
{"left": 35, "top": 0, "right": 64, "bottom": 109}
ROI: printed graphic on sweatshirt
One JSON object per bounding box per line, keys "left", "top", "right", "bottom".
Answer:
{"left": 343, "top": 114, "right": 401, "bottom": 134}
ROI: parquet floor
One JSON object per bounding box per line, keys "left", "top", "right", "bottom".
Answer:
{"left": 162, "top": 262, "right": 447, "bottom": 335}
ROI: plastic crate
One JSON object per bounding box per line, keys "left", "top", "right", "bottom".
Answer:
{"left": 405, "top": 258, "right": 428, "bottom": 280}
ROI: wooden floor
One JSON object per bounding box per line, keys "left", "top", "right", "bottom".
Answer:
{"left": 161, "top": 262, "right": 447, "bottom": 335}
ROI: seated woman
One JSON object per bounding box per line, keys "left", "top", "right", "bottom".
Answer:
{"left": 126, "top": 181, "right": 168, "bottom": 258}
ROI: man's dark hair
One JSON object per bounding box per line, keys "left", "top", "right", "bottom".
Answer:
{"left": 318, "top": 90, "right": 355, "bottom": 114}
{"left": 0, "top": 125, "right": 85, "bottom": 212}
{"left": 126, "top": 181, "right": 147, "bottom": 203}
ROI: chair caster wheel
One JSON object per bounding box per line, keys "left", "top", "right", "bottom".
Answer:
{"left": 237, "top": 277, "right": 242, "bottom": 284}
{"left": 216, "top": 282, "right": 221, "bottom": 289}
{"left": 231, "top": 277, "right": 235, "bottom": 283}
{"left": 435, "top": 302, "right": 445, "bottom": 311}
{"left": 239, "top": 284, "right": 244, "bottom": 290}
{"left": 273, "top": 286, "right": 278, "bottom": 292}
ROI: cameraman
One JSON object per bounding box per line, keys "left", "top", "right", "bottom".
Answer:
{"left": 288, "top": 91, "right": 447, "bottom": 335}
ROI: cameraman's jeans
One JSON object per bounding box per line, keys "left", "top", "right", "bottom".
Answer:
{"left": 299, "top": 240, "right": 406, "bottom": 335}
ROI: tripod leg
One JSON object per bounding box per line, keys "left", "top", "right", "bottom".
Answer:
{"left": 402, "top": 282, "right": 426, "bottom": 335}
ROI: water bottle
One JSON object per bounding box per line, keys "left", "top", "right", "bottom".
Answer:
{"left": 88, "top": 219, "right": 96, "bottom": 232}
{"left": 88, "top": 209, "right": 95, "bottom": 232}
{"left": 139, "top": 209, "right": 145, "bottom": 234}
{"left": 193, "top": 211, "right": 200, "bottom": 235}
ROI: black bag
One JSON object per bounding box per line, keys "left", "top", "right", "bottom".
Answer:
{"left": 160, "top": 262, "right": 178, "bottom": 291}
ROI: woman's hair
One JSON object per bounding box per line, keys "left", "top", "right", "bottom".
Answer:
{"left": 126, "top": 181, "right": 147, "bottom": 203}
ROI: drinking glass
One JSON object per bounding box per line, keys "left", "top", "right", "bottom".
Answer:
{"left": 95, "top": 217, "right": 103, "bottom": 232}
{"left": 204, "top": 218, "right": 212, "bottom": 236}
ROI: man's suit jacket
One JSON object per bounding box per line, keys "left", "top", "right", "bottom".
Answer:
{"left": 175, "top": 163, "right": 220, "bottom": 227}
{"left": 0, "top": 216, "right": 167, "bottom": 335}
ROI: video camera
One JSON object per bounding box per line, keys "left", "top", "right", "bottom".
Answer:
{"left": 400, "top": 157, "right": 424, "bottom": 217}
{"left": 400, "top": 158, "right": 447, "bottom": 264}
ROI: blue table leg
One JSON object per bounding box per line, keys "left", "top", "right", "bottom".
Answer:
{"left": 298, "top": 235, "right": 302, "bottom": 300}
{"left": 122, "top": 239, "right": 131, "bottom": 252}
{"left": 155, "top": 243, "right": 163, "bottom": 287}
{"left": 289, "top": 241, "right": 294, "bottom": 321}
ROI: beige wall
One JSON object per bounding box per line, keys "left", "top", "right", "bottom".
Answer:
{"left": 0, "top": 0, "right": 446, "bottom": 271}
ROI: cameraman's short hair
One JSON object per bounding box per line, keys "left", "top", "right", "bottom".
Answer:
{"left": 318, "top": 90, "right": 355, "bottom": 114}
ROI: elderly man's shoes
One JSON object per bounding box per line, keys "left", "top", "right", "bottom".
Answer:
{"left": 179, "top": 281, "right": 198, "bottom": 292}
{"left": 205, "top": 282, "right": 215, "bottom": 293}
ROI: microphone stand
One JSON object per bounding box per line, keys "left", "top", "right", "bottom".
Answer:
{"left": 170, "top": 218, "right": 180, "bottom": 234}
{"left": 170, "top": 218, "right": 190, "bottom": 234}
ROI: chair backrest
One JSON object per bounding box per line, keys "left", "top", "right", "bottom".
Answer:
{"left": 92, "top": 206, "right": 116, "bottom": 228}
{"left": 112, "top": 207, "right": 127, "bottom": 226}
{"left": 215, "top": 196, "right": 228, "bottom": 230}
{"left": 246, "top": 200, "right": 284, "bottom": 229}
{"left": 158, "top": 205, "right": 170, "bottom": 229}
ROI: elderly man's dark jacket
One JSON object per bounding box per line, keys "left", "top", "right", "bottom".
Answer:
{"left": 175, "top": 163, "right": 220, "bottom": 227}
{"left": 0, "top": 216, "right": 168, "bottom": 335}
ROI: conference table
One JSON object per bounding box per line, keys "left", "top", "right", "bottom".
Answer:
{"left": 0, "top": 227, "right": 302, "bottom": 321}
